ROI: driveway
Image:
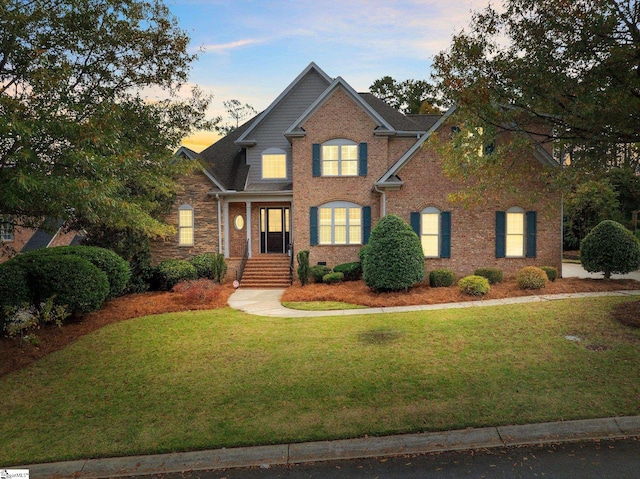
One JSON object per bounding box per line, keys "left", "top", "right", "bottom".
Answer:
{"left": 562, "top": 262, "right": 640, "bottom": 281}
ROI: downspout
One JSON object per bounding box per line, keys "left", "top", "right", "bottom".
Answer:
{"left": 373, "top": 185, "right": 386, "bottom": 217}
{"left": 215, "top": 194, "right": 222, "bottom": 255}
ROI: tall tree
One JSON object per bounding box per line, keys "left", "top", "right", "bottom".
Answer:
{"left": 0, "top": 0, "right": 214, "bottom": 238}
{"left": 432, "top": 0, "right": 640, "bottom": 189}
{"left": 369, "top": 77, "right": 440, "bottom": 114}
{"left": 215, "top": 99, "right": 257, "bottom": 135}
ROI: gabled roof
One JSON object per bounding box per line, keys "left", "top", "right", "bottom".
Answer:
{"left": 285, "top": 77, "right": 396, "bottom": 137}
{"left": 235, "top": 62, "right": 333, "bottom": 146}
{"left": 21, "top": 218, "right": 63, "bottom": 252}
{"left": 359, "top": 94, "right": 437, "bottom": 133}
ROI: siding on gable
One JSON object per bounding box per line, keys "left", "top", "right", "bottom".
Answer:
{"left": 246, "top": 70, "right": 331, "bottom": 185}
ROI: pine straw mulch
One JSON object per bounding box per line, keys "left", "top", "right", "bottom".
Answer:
{"left": 0, "top": 283, "right": 236, "bottom": 378}
{"left": 2, "top": 277, "right": 639, "bottom": 378}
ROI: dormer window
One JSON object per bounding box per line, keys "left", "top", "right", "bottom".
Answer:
{"left": 262, "top": 148, "right": 287, "bottom": 179}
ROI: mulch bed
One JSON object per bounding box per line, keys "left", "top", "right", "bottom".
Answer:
{"left": 2, "top": 277, "right": 639, "bottom": 378}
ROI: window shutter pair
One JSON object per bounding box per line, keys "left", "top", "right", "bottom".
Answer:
{"left": 309, "top": 206, "right": 371, "bottom": 245}
{"left": 311, "top": 143, "right": 367, "bottom": 177}
{"left": 495, "top": 211, "right": 536, "bottom": 258}
{"left": 410, "top": 211, "right": 451, "bottom": 258}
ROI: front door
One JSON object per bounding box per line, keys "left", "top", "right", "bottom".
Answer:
{"left": 260, "top": 207, "right": 290, "bottom": 254}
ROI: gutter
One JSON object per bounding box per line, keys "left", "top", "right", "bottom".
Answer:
{"left": 373, "top": 185, "right": 386, "bottom": 217}
{"left": 215, "top": 194, "right": 223, "bottom": 255}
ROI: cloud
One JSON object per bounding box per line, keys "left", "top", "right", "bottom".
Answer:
{"left": 202, "top": 38, "right": 265, "bottom": 54}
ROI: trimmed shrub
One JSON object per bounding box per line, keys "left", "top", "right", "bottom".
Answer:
{"left": 581, "top": 220, "right": 640, "bottom": 279}
{"left": 156, "top": 259, "right": 198, "bottom": 291}
{"left": 0, "top": 261, "right": 32, "bottom": 333}
{"left": 172, "top": 279, "right": 221, "bottom": 304}
{"left": 458, "top": 275, "right": 490, "bottom": 296}
{"left": 297, "top": 250, "right": 310, "bottom": 286}
{"left": 363, "top": 215, "right": 425, "bottom": 292}
{"left": 516, "top": 266, "right": 548, "bottom": 290}
{"left": 541, "top": 266, "right": 558, "bottom": 282}
{"left": 309, "top": 265, "right": 332, "bottom": 283}
{"left": 474, "top": 267, "right": 503, "bottom": 284}
{"left": 358, "top": 244, "right": 370, "bottom": 263}
{"left": 45, "top": 246, "right": 131, "bottom": 298}
{"left": 429, "top": 269, "right": 456, "bottom": 287}
{"left": 323, "top": 272, "right": 344, "bottom": 284}
{"left": 190, "top": 253, "right": 227, "bottom": 283}
{"left": 26, "top": 254, "right": 109, "bottom": 314}
{"left": 333, "top": 262, "right": 362, "bottom": 281}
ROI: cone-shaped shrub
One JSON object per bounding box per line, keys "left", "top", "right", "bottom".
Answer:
{"left": 362, "top": 214, "right": 425, "bottom": 292}
{"left": 581, "top": 220, "right": 640, "bottom": 279}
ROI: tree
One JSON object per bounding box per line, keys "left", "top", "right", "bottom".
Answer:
{"left": 431, "top": 0, "right": 640, "bottom": 189}
{"left": 369, "top": 77, "right": 440, "bottom": 114}
{"left": 0, "top": 0, "right": 214, "bottom": 239}
{"left": 580, "top": 220, "right": 640, "bottom": 279}
{"left": 215, "top": 99, "right": 257, "bottom": 135}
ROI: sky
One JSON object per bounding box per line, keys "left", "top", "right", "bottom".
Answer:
{"left": 163, "top": 0, "right": 491, "bottom": 152}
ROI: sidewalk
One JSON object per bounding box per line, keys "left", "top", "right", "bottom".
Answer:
{"left": 24, "top": 416, "right": 640, "bottom": 478}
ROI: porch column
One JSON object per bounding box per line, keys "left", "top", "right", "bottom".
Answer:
{"left": 246, "top": 201, "right": 252, "bottom": 258}
{"left": 223, "top": 200, "right": 230, "bottom": 258}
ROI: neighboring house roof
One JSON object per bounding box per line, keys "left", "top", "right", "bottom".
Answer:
{"left": 359, "top": 94, "right": 437, "bottom": 133}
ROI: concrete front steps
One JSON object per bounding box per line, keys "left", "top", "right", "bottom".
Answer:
{"left": 240, "top": 254, "right": 292, "bottom": 288}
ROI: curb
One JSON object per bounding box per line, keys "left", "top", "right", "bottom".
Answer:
{"left": 22, "top": 416, "right": 640, "bottom": 478}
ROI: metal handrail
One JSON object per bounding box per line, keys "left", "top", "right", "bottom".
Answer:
{"left": 288, "top": 243, "right": 294, "bottom": 284}
{"left": 236, "top": 238, "right": 249, "bottom": 282}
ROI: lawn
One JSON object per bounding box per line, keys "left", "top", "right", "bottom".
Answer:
{"left": 2, "top": 296, "right": 640, "bottom": 466}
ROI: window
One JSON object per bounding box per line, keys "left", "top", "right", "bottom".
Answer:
{"left": 506, "top": 207, "right": 525, "bottom": 257}
{"left": 262, "top": 148, "right": 287, "bottom": 179}
{"left": 178, "top": 204, "right": 194, "bottom": 246}
{"left": 234, "top": 215, "right": 245, "bottom": 230}
{"left": 318, "top": 202, "right": 361, "bottom": 245}
{"left": 321, "top": 140, "right": 358, "bottom": 176}
{"left": 410, "top": 209, "right": 451, "bottom": 258}
{"left": 495, "top": 208, "right": 537, "bottom": 258}
{"left": 0, "top": 220, "right": 14, "bottom": 242}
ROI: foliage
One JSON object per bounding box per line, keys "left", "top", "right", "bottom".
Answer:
{"left": 516, "top": 267, "right": 548, "bottom": 290}
{"left": 369, "top": 76, "right": 440, "bottom": 114}
{"left": 0, "top": 0, "right": 215, "bottom": 239}
{"left": 333, "top": 262, "right": 362, "bottom": 281}
{"left": 40, "top": 246, "right": 131, "bottom": 299}
{"left": 323, "top": 272, "right": 344, "bottom": 284}
{"left": 0, "top": 261, "right": 31, "bottom": 317}
{"left": 581, "top": 220, "right": 640, "bottom": 279}
{"left": 563, "top": 180, "right": 620, "bottom": 250}
{"left": 215, "top": 99, "right": 257, "bottom": 135}
{"left": 171, "top": 279, "right": 221, "bottom": 304}
{"left": 541, "top": 266, "right": 558, "bottom": 282}
{"left": 3, "top": 297, "right": 69, "bottom": 342}
{"left": 429, "top": 269, "right": 456, "bottom": 288}
{"left": 362, "top": 215, "right": 425, "bottom": 292}
{"left": 190, "top": 253, "right": 227, "bottom": 283}
{"left": 473, "top": 268, "right": 504, "bottom": 285}
{"left": 458, "top": 275, "right": 490, "bottom": 296}
{"left": 296, "top": 250, "right": 310, "bottom": 286}
{"left": 309, "top": 265, "right": 332, "bottom": 284}
{"left": 156, "top": 259, "right": 198, "bottom": 291}
{"left": 607, "top": 168, "right": 640, "bottom": 229}
{"left": 358, "top": 245, "right": 371, "bottom": 263}
{"left": 432, "top": 0, "right": 640, "bottom": 194}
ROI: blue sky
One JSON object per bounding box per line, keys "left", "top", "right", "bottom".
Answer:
{"left": 164, "top": 0, "right": 489, "bottom": 151}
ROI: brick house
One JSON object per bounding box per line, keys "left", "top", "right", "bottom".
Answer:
{"left": 0, "top": 218, "right": 83, "bottom": 263}
{"left": 151, "top": 63, "right": 562, "bottom": 285}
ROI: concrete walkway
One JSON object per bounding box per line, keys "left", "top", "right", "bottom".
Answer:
{"left": 23, "top": 417, "right": 640, "bottom": 478}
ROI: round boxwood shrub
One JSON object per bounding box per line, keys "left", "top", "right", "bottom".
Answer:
{"left": 309, "top": 265, "right": 332, "bottom": 283}
{"left": 541, "top": 266, "right": 558, "bottom": 282}
{"left": 473, "top": 267, "right": 503, "bottom": 284}
{"left": 26, "top": 254, "right": 109, "bottom": 314}
{"left": 516, "top": 266, "right": 548, "bottom": 290}
{"left": 156, "top": 259, "right": 198, "bottom": 291}
{"left": 190, "top": 252, "right": 227, "bottom": 283}
{"left": 0, "top": 261, "right": 32, "bottom": 332}
{"left": 323, "top": 272, "right": 344, "bottom": 284}
{"left": 333, "top": 262, "right": 362, "bottom": 281}
{"left": 45, "top": 246, "right": 131, "bottom": 298}
{"left": 429, "top": 269, "right": 456, "bottom": 287}
{"left": 363, "top": 215, "right": 425, "bottom": 292}
{"left": 581, "top": 220, "right": 640, "bottom": 279}
{"left": 458, "top": 275, "right": 490, "bottom": 296}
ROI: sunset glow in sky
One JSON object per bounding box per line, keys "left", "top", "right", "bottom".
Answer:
{"left": 163, "top": 0, "right": 491, "bottom": 151}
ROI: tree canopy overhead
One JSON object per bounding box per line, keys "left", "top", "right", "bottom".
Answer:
{"left": 432, "top": 0, "right": 640, "bottom": 180}
{"left": 369, "top": 76, "right": 441, "bottom": 114}
{"left": 0, "top": 0, "right": 214, "bottom": 238}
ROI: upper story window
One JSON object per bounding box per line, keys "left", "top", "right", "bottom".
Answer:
{"left": 319, "top": 201, "right": 361, "bottom": 245}
{"left": 1, "top": 219, "right": 14, "bottom": 242}
{"left": 321, "top": 139, "right": 358, "bottom": 176}
{"left": 178, "top": 204, "right": 194, "bottom": 246}
{"left": 262, "top": 148, "right": 287, "bottom": 179}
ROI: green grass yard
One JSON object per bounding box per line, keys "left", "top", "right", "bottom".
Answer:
{"left": 2, "top": 297, "right": 640, "bottom": 465}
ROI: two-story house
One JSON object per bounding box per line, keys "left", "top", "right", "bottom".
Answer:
{"left": 151, "top": 62, "right": 562, "bottom": 286}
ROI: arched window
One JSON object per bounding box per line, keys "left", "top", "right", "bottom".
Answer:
{"left": 178, "top": 204, "right": 194, "bottom": 246}
{"left": 262, "top": 148, "right": 287, "bottom": 179}
{"left": 321, "top": 139, "right": 358, "bottom": 176}
{"left": 318, "top": 201, "right": 361, "bottom": 245}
